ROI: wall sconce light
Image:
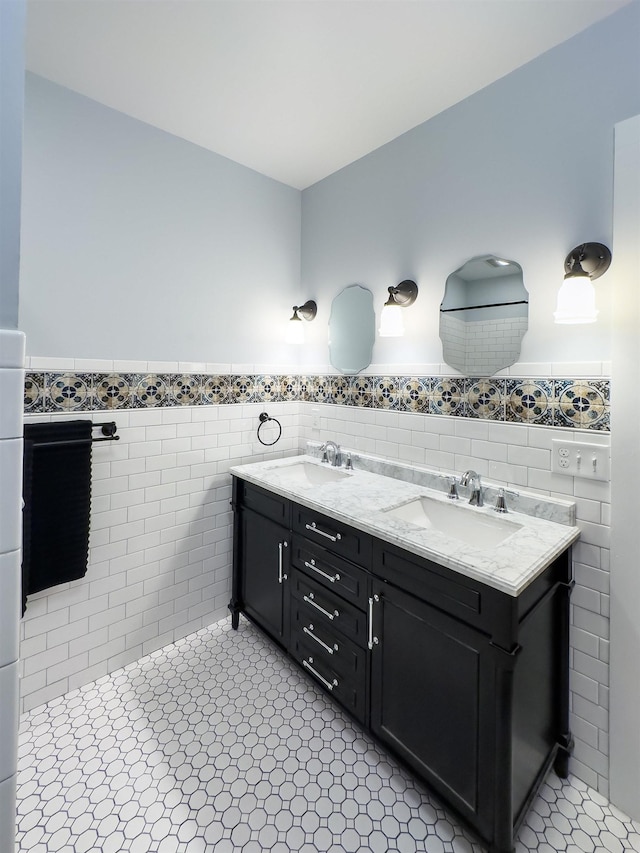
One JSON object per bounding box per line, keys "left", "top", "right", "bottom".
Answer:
{"left": 285, "top": 299, "right": 317, "bottom": 345}
{"left": 378, "top": 280, "right": 418, "bottom": 337}
{"left": 554, "top": 242, "right": 612, "bottom": 324}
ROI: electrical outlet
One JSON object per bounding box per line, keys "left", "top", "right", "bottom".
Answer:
{"left": 551, "top": 440, "right": 610, "bottom": 481}
{"left": 311, "top": 408, "right": 321, "bottom": 430}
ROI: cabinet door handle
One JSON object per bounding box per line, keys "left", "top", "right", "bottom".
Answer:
{"left": 278, "top": 541, "right": 288, "bottom": 584}
{"left": 303, "top": 657, "right": 338, "bottom": 692}
{"left": 305, "top": 522, "right": 342, "bottom": 543}
{"left": 304, "top": 559, "right": 341, "bottom": 584}
{"left": 367, "top": 595, "right": 380, "bottom": 650}
{"left": 303, "top": 625, "right": 339, "bottom": 655}
{"left": 303, "top": 593, "right": 339, "bottom": 621}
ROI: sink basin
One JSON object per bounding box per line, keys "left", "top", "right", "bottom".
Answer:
{"left": 384, "top": 496, "right": 522, "bottom": 548}
{"left": 270, "top": 461, "right": 351, "bottom": 486}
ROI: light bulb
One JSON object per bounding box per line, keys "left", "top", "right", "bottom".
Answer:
{"left": 378, "top": 303, "right": 404, "bottom": 337}
{"left": 285, "top": 317, "right": 305, "bottom": 344}
{"left": 554, "top": 274, "right": 598, "bottom": 324}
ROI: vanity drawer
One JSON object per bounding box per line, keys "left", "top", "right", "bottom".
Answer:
{"left": 293, "top": 505, "right": 372, "bottom": 566}
{"left": 291, "top": 535, "right": 370, "bottom": 609}
{"left": 291, "top": 633, "right": 366, "bottom": 724}
{"left": 238, "top": 480, "right": 290, "bottom": 526}
{"left": 291, "top": 610, "right": 367, "bottom": 685}
{"left": 291, "top": 568, "right": 368, "bottom": 648}
{"left": 372, "top": 540, "right": 488, "bottom": 631}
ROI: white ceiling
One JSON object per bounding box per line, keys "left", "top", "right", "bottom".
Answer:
{"left": 26, "top": 0, "right": 630, "bottom": 189}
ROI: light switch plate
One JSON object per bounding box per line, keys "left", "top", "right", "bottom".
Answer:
{"left": 551, "top": 440, "right": 610, "bottom": 481}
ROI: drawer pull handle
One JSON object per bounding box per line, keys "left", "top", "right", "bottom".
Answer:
{"left": 304, "top": 559, "right": 341, "bottom": 584}
{"left": 305, "top": 522, "right": 342, "bottom": 543}
{"left": 278, "top": 541, "right": 288, "bottom": 584}
{"left": 303, "top": 657, "right": 338, "bottom": 692}
{"left": 303, "top": 593, "right": 339, "bottom": 621}
{"left": 367, "top": 595, "right": 380, "bottom": 650}
{"left": 303, "top": 625, "right": 339, "bottom": 655}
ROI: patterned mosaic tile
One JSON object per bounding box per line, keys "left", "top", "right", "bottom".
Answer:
{"left": 464, "top": 378, "right": 505, "bottom": 420}
{"left": 331, "top": 375, "right": 351, "bottom": 406}
{"left": 298, "top": 376, "right": 314, "bottom": 403}
{"left": 554, "top": 380, "right": 610, "bottom": 431}
{"left": 429, "top": 378, "right": 464, "bottom": 417}
{"left": 45, "top": 372, "right": 94, "bottom": 412}
{"left": 313, "top": 375, "right": 334, "bottom": 405}
{"left": 349, "top": 375, "right": 374, "bottom": 408}
{"left": 133, "top": 373, "right": 169, "bottom": 408}
{"left": 400, "top": 377, "right": 430, "bottom": 413}
{"left": 21, "top": 371, "right": 611, "bottom": 431}
{"left": 170, "top": 374, "right": 203, "bottom": 406}
{"left": 280, "top": 375, "right": 299, "bottom": 402}
{"left": 16, "top": 618, "right": 640, "bottom": 853}
{"left": 374, "top": 376, "right": 402, "bottom": 410}
{"left": 516, "top": 772, "right": 640, "bottom": 853}
{"left": 230, "top": 375, "right": 258, "bottom": 404}
{"left": 94, "top": 372, "right": 134, "bottom": 410}
{"left": 506, "top": 379, "right": 554, "bottom": 426}
{"left": 256, "top": 374, "right": 283, "bottom": 403}
{"left": 202, "top": 375, "right": 231, "bottom": 405}
{"left": 23, "top": 372, "right": 46, "bottom": 414}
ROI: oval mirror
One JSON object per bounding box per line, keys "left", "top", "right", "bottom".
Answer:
{"left": 440, "top": 255, "right": 528, "bottom": 376}
{"left": 328, "top": 284, "right": 375, "bottom": 375}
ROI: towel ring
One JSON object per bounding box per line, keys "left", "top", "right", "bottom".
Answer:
{"left": 257, "top": 412, "right": 282, "bottom": 446}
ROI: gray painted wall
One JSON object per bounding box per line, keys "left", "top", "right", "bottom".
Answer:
{"left": 19, "top": 74, "right": 302, "bottom": 364}
{"left": 0, "top": 0, "right": 26, "bottom": 330}
{"left": 19, "top": 6, "right": 640, "bottom": 369}
{"left": 301, "top": 2, "right": 640, "bottom": 369}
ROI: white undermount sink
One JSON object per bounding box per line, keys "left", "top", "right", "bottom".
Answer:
{"left": 270, "top": 461, "right": 351, "bottom": 486}
{"left": 384, "top": 495, "right": 522, "bottom": 548}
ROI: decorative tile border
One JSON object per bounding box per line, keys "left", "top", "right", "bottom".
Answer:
{"left": 23, "top": 371, "right": 611, "bottom": 431}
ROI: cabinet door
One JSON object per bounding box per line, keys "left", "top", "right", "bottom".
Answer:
{"left": 240, "top": 508, "right": 289, "bottom": 645}
{"left": 370, "top": 582, "right": 494, "bottom": 832}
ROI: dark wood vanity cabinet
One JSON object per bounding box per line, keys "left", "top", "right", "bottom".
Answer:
{"left": 230, "top": 477, "right": 573, "bottom": 853}
{"left": 369, "top": 539, "right": 572, "bottom": 851}
{"left": 231, "top": 479, "right": 291, "bottom": 645}
{"left": 369, "top": 578, "right": 497, "bottom": 838}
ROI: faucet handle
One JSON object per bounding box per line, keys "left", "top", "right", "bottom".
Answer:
{"left": 447, "top": 476, "right": 459, "bottom": 500}
{"left": 345, "top": 453, "right": 353, "bottom": 471}
{"left": 494, "top": 487, "right": 518, "bottom": 513}
{"left": 320, "top": 443, "right": 329, "bottom": 463}
{"left": 494, "top": 488, "right": 508, "bottom": 513}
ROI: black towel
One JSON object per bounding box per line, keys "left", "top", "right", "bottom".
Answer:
{"left": 22, "top": 420, "right": 93, "bottom": 614}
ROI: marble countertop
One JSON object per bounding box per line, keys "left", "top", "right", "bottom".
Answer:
{"left": 230, "top": 454, "right": 580, "bottom": 597}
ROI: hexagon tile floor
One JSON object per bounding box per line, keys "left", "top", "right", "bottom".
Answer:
{"left": 16, "top": 618, "right": 640, "bottom": 853}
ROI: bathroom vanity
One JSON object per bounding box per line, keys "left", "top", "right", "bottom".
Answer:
{"left": 229, "top": 453, "right": 579, "bottom": 853}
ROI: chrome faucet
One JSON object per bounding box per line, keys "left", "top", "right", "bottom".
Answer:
{"left": 460, "top": 470, "right": 483, "bottom": 506}
{"left": 321, "top": 441, "right": 341, "bottom": 467}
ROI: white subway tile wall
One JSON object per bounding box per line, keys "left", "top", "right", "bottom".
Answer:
{"left": 19, "top": 375, "right": 612, "bottom": 799}
{"left": 19, "top": 402, "right": 300, "bottom": 714}
{"left": 0, "top": 329, "right": 25, "bottom": 851}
